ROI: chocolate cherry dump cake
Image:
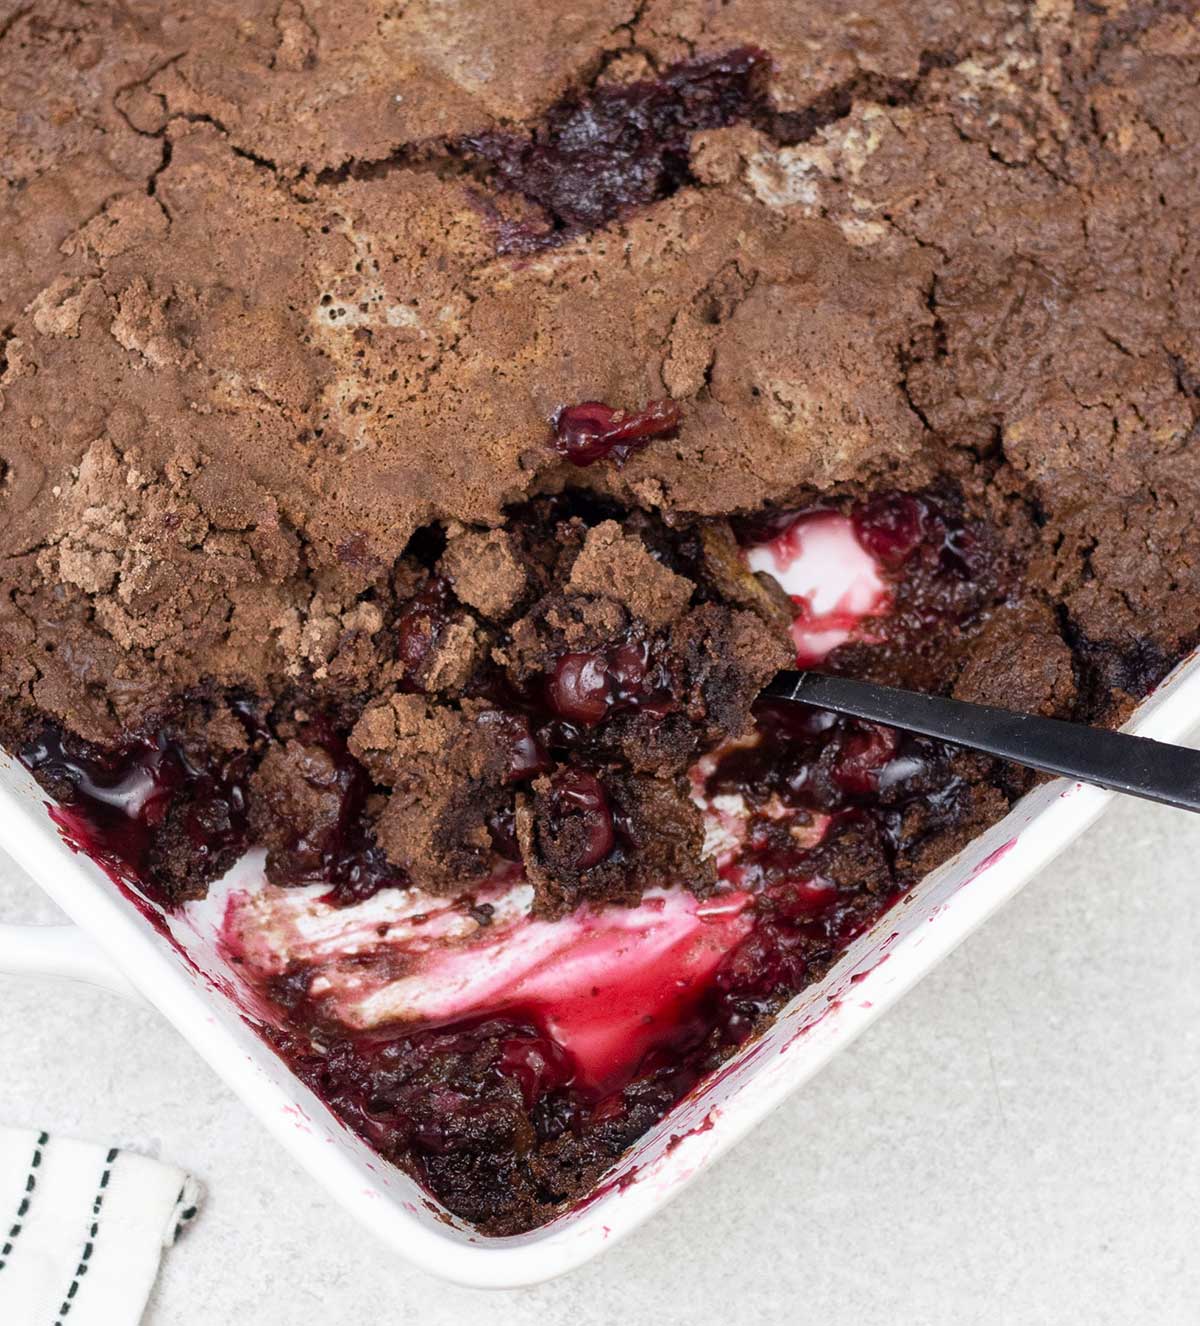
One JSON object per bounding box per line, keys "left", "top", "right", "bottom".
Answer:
{"left": 2, "top": 1, "right": 1198, "bottom": 1234}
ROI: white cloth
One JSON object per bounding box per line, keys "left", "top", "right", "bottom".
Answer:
{"left": 0, "top": 1127, "right": 200, "bottom": 1326}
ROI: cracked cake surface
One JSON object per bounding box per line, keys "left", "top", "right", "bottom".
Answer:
{"left": 2, "top": 0, "right": 1200, "bottom": 1234}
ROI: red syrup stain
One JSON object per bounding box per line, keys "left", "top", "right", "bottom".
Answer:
{"left": 47, "top": 802, "right": 173, "bottom": 941}
{"left": 665, "top": 1110, "right": 719, "bottom": 1155}
{"left": 966, "top": 838, "right": 1017, "bottom": 882}
{"left": 848, "top": 954, "right": 891, "bottom": 985}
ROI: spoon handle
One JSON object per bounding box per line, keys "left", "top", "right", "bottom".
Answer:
{"left": 762, "top": 671, "right": 1200, "bottom": 813}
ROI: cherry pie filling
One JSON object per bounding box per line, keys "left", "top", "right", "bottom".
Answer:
{"left": 19, "top": 489, "right": 1012, "bottom": 1232}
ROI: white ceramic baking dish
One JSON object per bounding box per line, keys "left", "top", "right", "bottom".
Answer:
{"left": 2, "top": 648, "right": 1198, "bottom": 1288}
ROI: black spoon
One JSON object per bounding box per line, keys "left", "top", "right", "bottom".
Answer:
{"left": 762, "top": 671, "right": 1200, "bottom": 813}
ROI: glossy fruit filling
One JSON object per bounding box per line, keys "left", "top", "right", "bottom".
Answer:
{"left": 464, "top": 48, "right": 770, "bottom": 251}
{"left": 19, "top": 489, "right": 1004, "bottom": 1232}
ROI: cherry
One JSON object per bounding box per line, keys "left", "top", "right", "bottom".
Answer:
{"left": 552, "top": 399, "right": 681, "bottom": 467}
{"left": 547, "top": 651, "right": 612, "bottom": 725}
{"left": 607, "top": 640, "right": 649, "bottom": 700}
{"left": 546, "top": 769, "right": 615, "bottom": 869}
{"left": 183, "top": 781, "right": 248, "bottom": 860}
{"left": 395, "top": 577, "right": 453, "bottom": 682}
{"left": 715, "top": 922, "right": 808, "bottom": 1003}
{"left": 486, "top": 805, "right": 522, "bottom": 861}
{"left": 323, "top": 839, "right": 408, "bottom": 906}
{"left": 507, "top": 724, "right": 551, "bottom": 781}
{"left": 832, "top": 725, "right": 899, "bottom": 795}
{"left": 396, "top": 609, "right": 437, "bottom": 672}
{"left": 851, "top": 493, "right": 930, "bottom": 570}
{"left": 476, "top": 709, "right": 550, "bottom": 782}
{"left": 543, "top": 637, "right": 668, "bottom": 731}
{"left": 498, "top": 1034, "right": 575, "bottom": 1107}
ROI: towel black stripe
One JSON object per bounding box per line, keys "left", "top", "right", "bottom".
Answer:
{"left": 171, "top": 1182, "right": 198, "bottom": 1243}
{"left": 0, "top": 1130, "right": 49, "bottom": 1273}
{"left": 53, "top": 1147, "right": 118, "bottom": 1324}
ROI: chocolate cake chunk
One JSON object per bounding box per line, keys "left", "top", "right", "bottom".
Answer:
{"left": 438, "top": 525, "right": 527, "bottom": 620}
{"left": 350, "top": 694, "right": 507, "bottom": 893}
{"left": 566, "top": 522, "right": 694, "bottom": 628}
{"left": 3, "top": 0, "right": 1200, "bottom": 1235}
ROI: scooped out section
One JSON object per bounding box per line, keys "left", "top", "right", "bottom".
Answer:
{"left": 209, "top": 508, "right": 890, "bottom": 1094}
{"left": 219, "top": 880, "right": 753, "bottom": 1093}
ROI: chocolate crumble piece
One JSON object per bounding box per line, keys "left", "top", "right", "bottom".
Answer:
{"left": 439, "top": 526, "right": 528, "bottom": 621}
{"left": 250, "top": 738, "right": 365, "bottom": 884}
{"left": 566, "top": 521, "right": 693, "bottom": 628}
{"left": 332, "top": 502, "right": 788, "bottom": 911}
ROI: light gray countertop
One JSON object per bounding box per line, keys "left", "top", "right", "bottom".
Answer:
{"left": 2, "top": 790, "right": 1198, "bottom": 1324}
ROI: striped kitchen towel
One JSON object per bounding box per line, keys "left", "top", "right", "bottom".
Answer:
{"left": 0, "top": 1127, "right": 201, "bottom": 1326}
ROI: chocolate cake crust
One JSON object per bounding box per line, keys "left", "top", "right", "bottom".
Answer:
{"left": 4, "top": 2, "right": 1199, "bottom": 752}
{"left": 3, "top": 0, "right": 1200, "bottom": 1236}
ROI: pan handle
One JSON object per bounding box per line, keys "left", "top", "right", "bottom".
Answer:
{"left": 0, "top": 922, "right": 144, "bottom": 1002}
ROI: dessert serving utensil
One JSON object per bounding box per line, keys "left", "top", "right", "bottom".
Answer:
{"left": 763, "top": 671, "right": 1200, "bottom": 813}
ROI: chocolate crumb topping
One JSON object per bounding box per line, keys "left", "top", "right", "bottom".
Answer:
{"left": 3, "top": 0, "right": 1199, "bottom": 1236}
